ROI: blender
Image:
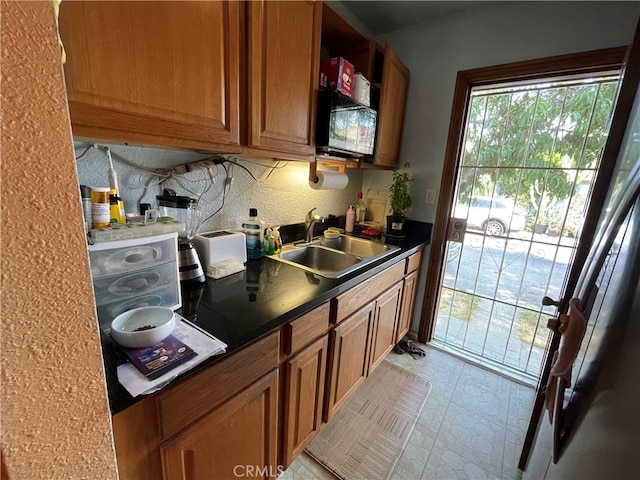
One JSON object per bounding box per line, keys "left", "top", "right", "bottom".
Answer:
{"left": 156, "top": 189, "right": 205, "bottom": 284}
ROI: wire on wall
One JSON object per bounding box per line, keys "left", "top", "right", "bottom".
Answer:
{"left": 74, "top": 143, "right": 289, "bottom": 225}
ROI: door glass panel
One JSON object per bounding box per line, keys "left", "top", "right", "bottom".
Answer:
{"left": 435, "top": 74, "right": 619, "bottom": 379}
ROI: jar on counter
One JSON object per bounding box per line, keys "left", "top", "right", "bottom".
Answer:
{"left": 91, "top": 187, "right": 111, "bottom": 228}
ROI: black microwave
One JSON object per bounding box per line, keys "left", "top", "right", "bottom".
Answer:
{"left": 316, "top": 90, "right": 377, "bottom": 157}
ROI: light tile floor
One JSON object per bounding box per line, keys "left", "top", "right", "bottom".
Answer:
{"left": 281, "top": 345, "right": 535, "bottom": 480}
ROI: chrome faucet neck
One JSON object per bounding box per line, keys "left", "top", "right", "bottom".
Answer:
{"left": 305, "top": 208, "right": 318, "bottom": 242}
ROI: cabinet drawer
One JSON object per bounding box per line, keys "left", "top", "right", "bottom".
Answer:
{"left": 97, "top": 283, "right": 181, "bottom": 329}
{"left": 92, "top": 261, "right": 178, "bottom": 308}
{"left": 156, "top": 331, "right": 279, "bottom": 440}
{"left": 405, "top": 250, "right": 423, "bottom": 274}
{"left": 284, "top": 302, "right": 330, "bottom": 355}
{"left": 333, "top": 260, "right": 405, "bottom": 324}
{"left": 88, "top": 233, "right": 178, "bottom": 278}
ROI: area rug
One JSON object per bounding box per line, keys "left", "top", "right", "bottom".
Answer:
{"left": 306, "top": 361, "right": 432, "bottom": 480}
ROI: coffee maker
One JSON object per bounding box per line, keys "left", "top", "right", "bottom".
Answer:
{"left": 156, "top": 189, "right": 205, "bottom": 284}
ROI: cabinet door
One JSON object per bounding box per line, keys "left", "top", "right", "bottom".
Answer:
{"left": 112, "top": 395, "right": 162, "bottom": 480}
{"left": 396, "top": 271, "right": 418, "bottom": 343}
{"left": 283, "top": 335, "right": 328, "bottom": 467}
{"left": 160, "top": 370, "right": 279, "bottom": 480}
{"left": 372, "top": 45, "right": 410, "bottom": 167}
{"left": 324, "top": 301, "right": 375, "bottom": 421}
{"left": 369, "top": 282, "right": 403, "bottom": 372}
{"left": 247, "top": 0, "right": 321, "bottom": 158}
{"left": 59, "top": 1, "right": 241, "bottom": 152}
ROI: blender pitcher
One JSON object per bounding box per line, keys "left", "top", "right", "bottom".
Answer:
{"left": 156, "top": 190, "right": 205, "bottom": 284}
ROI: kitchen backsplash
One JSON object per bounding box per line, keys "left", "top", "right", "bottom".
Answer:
{"left": 74, "top": 142, "right": 387, "bottom": 233}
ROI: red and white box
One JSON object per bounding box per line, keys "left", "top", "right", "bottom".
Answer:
{"left": 321, "top": 57, "right": 355, "bottom": 97}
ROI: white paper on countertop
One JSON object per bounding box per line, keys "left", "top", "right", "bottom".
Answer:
{"left": 116, "top": 314, "right": 227, "bottom": 397}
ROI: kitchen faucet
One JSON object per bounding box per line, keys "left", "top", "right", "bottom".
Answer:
{"left": 304, "top": 208, "right": 323, "bottom": 242}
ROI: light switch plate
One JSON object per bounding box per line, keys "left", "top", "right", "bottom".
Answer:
{"left": 425, "top": 188, "right": 437, "bottom": 205}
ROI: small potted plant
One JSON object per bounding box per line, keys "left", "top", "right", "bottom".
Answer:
{"left": 387, "top": 162, "right": 413, "bottom": 238}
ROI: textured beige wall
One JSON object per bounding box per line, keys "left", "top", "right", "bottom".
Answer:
{"left": 1, "top": 2, "right": 117, "bottom": 478}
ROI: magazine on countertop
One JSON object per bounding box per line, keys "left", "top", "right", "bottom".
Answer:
{"left": 121, "top": 335, "right": 197, "bottom": 380}
{"left": 116, "top": 315, "right": 227, "bottom": 397}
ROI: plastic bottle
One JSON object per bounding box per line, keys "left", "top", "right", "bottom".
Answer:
{"left": 272, "top": 227, "right": 282, "bottom": 254}
{"left": 109, "top": 189, "right": 125, "bottom": 224}
{"left": 355, "top": 191, "right": 367, "bottom": 223}
{"left": 91, "top": 187, "right": 111, "bottom": 228}
{"left": 345, "top": 206, "right": 355, "bottom": 233}
{"left": 242, "top": 208, "right": 265, "bottom": 260}
{"left": 264, "top": 226, "right": 275, "bottom": 255}
{"left": 80, "top": 185, "right": 92, "bottom": 232}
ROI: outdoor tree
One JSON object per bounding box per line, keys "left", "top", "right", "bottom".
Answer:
{"left": 458, "top": 79, "right": 618, "bottom": 232}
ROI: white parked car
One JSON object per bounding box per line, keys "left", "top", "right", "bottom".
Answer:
{"left": 455, "top": 196, "right": 526, "bottom": 236}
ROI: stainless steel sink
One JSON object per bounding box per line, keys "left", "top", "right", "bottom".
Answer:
{"left": 313, "top": 235, "right": 394, "bottom": 258}
{"left": 270, "top": 236, "right": 400, "bottom": 278}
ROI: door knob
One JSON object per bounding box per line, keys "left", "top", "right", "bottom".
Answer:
{"left": 542, "top": 296, "right": 560, "bottom": 307}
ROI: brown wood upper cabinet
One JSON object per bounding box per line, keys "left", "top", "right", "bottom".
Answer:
{"left": 373, "top": 45, "right": 410, "bottom": 167}
{"left": 246, "top": 1, "right": 322, "bottom": 160}
{"left": 59, "top": 1, "right": 321, "bottom": 160}
{"left": 58, "top": 1, "right": 242, "bottom": 152}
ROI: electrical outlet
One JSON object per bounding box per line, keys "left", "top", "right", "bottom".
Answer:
{"left": 174, "top": 159, "right": 219, "bottom": 174}
{"left": 188, "top": 159, "right": 216, "bottom": 171}
{"left": 425, "top": 188, "right": 437, "bottom": 205}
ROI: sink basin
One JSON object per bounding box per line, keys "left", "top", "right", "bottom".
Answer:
{"left": 270, "top": 236, "right": 400, "bottom": 278}
{"left": 314, "top": 235, "right": 393, "bottom": 257}
{"left": 278, "top": 246, "right": 362, "bottom": 272}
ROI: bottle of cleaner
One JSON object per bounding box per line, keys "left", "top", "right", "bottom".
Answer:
{"left": 345, "top": 206, "right": 355, "bottom": 233}
{"left": 243, "top": 208, "right": 265, "bottom": 260}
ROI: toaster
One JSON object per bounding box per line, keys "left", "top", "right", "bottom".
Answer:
{"left": 193, "top": 230, "right": 247, "bottom": 268}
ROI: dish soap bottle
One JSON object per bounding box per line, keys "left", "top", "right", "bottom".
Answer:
{"left": 345, "top": 206, "right": 355, "bottom": 233}
{"left": 243, "top": 208, "right": 265, "bottom": 260}
{"left": 264, "top": 226, "right": 275, "bottom": 255}
{"left": 272, "top": 226, "right": 282, "bottom": 254}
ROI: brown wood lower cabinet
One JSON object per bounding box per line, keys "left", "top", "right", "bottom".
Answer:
{"left": 368, "top": 281, "right": 403, "bottom": 373}
{"left": 160, "top": 369, "right": 279, "bottom": 480}
{"left": 396, "top": 250, "right": 423, "bottom": 343}
{"left": 282, "top": 335, "right": 328, "bottom": 467}
{"left": 396, "top": 270, "right": 418, "bottom": 343}
{"left": 111, "top": 251, "right": 425, "bottom": 478}
{"left": 324, "top": 301, "right": 375, "bottom": 421}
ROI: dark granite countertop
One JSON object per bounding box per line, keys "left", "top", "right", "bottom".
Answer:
{"left": 103, "top": 221, "right": 432, "bottom": 415}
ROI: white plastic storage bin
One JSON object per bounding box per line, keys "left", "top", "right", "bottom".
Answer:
{"left": 91, "top": 262, "right": 179, "bottom": 307}
{"left": 88, "top": 232, "right": 178, "bottom": 278}
{"left": 96, "top": 285, "right": 181, "bottom": 330}
{"left": 88, "top": 232, "right": 181, "bottom": 330}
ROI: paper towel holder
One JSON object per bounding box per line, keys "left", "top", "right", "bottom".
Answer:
{"left": 309, "top": 159, "right": 357, "bottom": 184}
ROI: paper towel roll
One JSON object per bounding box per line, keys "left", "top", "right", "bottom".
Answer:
{"left": 309, "top": 171, "right": 349, "bottom": 190}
